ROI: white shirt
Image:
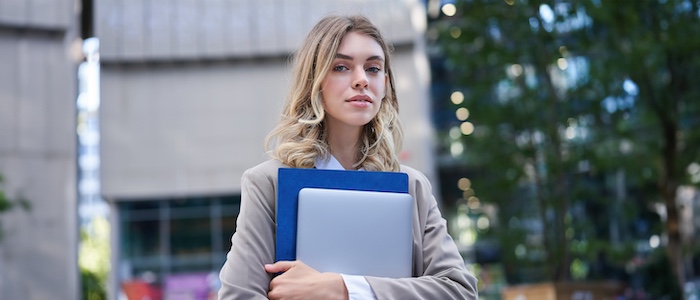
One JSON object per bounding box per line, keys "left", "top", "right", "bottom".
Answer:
{"left": 315, "top": 155, "right": 378, "bottom": 300}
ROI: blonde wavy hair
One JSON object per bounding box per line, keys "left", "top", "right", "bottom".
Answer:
{"left": 265, "top": 14, "right": 403, "bottom": 172}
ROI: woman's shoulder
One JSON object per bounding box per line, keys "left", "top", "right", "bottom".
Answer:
{"left": 398, "top": 164, "right": 436, "bottom": 196}
{"left": 399, "top": 164, "right": 430, "bottom": 183}
{"left": 242, "top": 159, "right": 289, "bottom": 182}
{"left": 248, "top": 159, "right": 288, "bottom": 173}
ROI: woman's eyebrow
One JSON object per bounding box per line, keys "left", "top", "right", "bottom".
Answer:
{"left": 335, "top": 53, "right": 385, "bottom": 62}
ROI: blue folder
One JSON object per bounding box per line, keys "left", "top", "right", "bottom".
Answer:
{"left": 275, "top": 168, "right": 409, "bottom": 262}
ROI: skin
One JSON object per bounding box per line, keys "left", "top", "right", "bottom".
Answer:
{"left": 321, "top": 31, "right": 388, "bottom": 169}
{"left": 265, "top": 261, "right": 348, "bottom": 300}
{"left": 264, "top": 31, "right": 388, "bottom": 299}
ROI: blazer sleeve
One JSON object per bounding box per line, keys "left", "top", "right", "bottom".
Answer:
{"left": 218, "top": 166, "right": 276, "bottom": 300}
{"left": 365, "top": 170, "right": 479, "bottom": 300}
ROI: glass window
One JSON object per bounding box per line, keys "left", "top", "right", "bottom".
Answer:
{"left": 121, "top": 219, "right": 161, "bottom": 259}
{"left": 117, "top": 194, "right": 240, "bottom": 298}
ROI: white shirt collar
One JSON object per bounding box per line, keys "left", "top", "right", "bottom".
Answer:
{"left": 315, "top": 155, "right": 345, "bottom": 170}
{"left": 315, "top": 155, "right": 363, "bottom": 171}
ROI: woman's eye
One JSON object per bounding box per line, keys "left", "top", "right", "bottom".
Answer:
{"left": 333, "top": 65, "right": 349, "bottom": 72}
{"left": 367, "top": 67, "right": 381, "bottom": 73}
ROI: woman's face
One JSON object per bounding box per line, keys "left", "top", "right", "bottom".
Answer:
{"left": 321, "top": 31, "right": 387, "bottom": 131}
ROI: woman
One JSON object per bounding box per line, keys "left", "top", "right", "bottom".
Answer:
{"left": 218, "top": 14, "right": 478, "bottom": 300}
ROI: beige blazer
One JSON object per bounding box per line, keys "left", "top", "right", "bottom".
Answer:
{"left": 218, "top": 159, "right": 478, "bottom": 299}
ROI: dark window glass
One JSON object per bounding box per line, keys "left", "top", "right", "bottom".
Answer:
{"left": 117, "top": 193, "right": 241, "bottom": 289}
{"left": 121, "top": 219, "right": 161, "bottom": 259}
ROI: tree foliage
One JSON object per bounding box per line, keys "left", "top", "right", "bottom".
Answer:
{"left": 80, "top": 216, "right": 111, "bottom": 300}
{"left": 432, "top": 0, "right": 699, "bottom": 293}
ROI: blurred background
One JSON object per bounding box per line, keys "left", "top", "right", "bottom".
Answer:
{"left": 0, "top": 0, "right": 698, "bottom": 299}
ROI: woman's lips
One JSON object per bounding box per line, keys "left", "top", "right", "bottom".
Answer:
{"left": 347, "top": 95, "right": 373, "bottom": 103}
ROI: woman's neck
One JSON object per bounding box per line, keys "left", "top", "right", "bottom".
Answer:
{"left": 326, "top": 123, "right": 362, "bottom": 170}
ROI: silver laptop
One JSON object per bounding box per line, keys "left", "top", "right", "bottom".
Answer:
{"left": 296, "top": 187, "right": 413, "bottom": 278}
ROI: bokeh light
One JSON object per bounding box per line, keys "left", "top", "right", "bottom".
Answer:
{"left": 477, "top": 216, "right": 490, "bottom": 230}
{"left": 442, "top": 3, "right": 457, "bottom": 17}
{"left": 450, "top": 27, "right": 462, "bottom": 39}
{"left": 649, "top": 235, "right": 660, "bottom": 248}
{"left": 456, "top": 107, "right": 470, "bottom": 121}
{"left": 451, "top": 91, "right": 464, "bottom": 105}
{"left": 460, "top": 121, "right": 475, "bottom": 135}
{"left": 462, "top": 188, "right": 475, "bottom": 199}
{"left": 458, "top": 178, "right": 471, "bottom": 190}
{"left": 557, "top": 58, "right": 568, "bottom": 70}
{"left": 451, "top": 141, "right": 464, "bottom": 156}
{"left": 467, "top": 196, "right": 480, "bottom": 210}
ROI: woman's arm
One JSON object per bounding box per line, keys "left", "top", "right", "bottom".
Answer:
{"left": 218, "top": 166, "right": 276, "bottom": 299}
{"left": 365, "top": 169, "right": 478, "bottom": 300}
{"left": 218, "top": 163, "right": 477, "bottom": 299}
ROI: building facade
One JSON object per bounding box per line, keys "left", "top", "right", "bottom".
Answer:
{"left": 0, "top": 0, "right": 80, "bottom": 299}
{"left": 95, "top": 0, "right": 436, "bottom": 298}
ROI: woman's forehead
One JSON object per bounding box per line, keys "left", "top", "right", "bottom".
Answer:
{"left": 335, "top": 32, "right": 385, "bottom": 60}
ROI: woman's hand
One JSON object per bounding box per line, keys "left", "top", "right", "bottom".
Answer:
{"left": 264, "top": 261, "right": 349, "bottom": 300}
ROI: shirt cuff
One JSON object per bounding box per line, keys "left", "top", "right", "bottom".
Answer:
{"left": 340, "top": 274, "right": 377, "bottom": 300}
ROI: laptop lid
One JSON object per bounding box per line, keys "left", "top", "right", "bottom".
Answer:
{"left": 295, "top": 187, "right": 413, "bottom": 278}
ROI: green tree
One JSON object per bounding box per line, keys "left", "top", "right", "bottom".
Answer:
{"left": 80, "top": 216, "right": 111, "bottom": 300}
{"left": 579, "top": 0, "right": 700, "bottom": 292}
{"left": 433, "top": 0, "right": 699, "bottom": 293}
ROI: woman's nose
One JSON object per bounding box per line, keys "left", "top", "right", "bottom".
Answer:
{"left": 352, "top": 70, "right": 369, "bottom": 89}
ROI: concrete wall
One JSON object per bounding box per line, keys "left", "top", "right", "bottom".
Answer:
{"left": 100, "top": 59, "right": 288, "bottom": 197}
{"left": 95, "top": 0, "right": 416, "bottom": 62}
{"left": 0, "top": 0, "right": 80, "bottom": 299}
{"left": 98, "top": 0, "right": 436, "bottom": 199}
{"left": 100, "top": 49, "right": 435, "bottom": 198}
